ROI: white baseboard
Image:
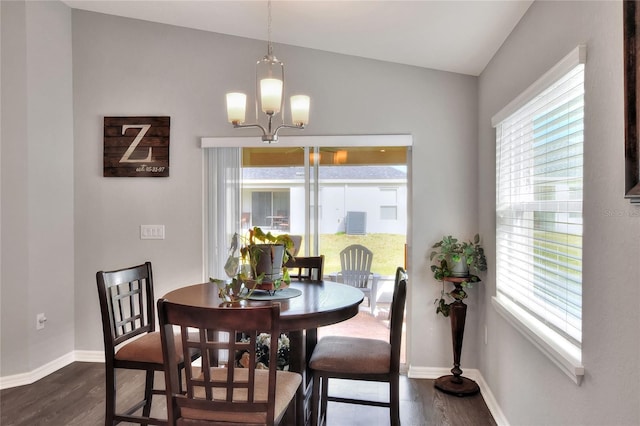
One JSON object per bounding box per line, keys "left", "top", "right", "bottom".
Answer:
{"left": 408, "top": 365, "right": 509, "bottom": 426}
{"left": 0, "top": 350, "right": 104, "bottom": 390}
{"left": 473, "top": 372, "right": 509, "bottom": 426}
{"left": 1, "top": 353, "right": 509, "bottom": 426}
{"left": 74, "top": 350, "right": 105, "bottom": 363}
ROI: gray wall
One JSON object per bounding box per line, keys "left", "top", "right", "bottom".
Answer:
{"left": 70, "top": 8, "right": 479, "bottom": 368}
{"left": 1, "top": 0, "right": 74, "bottom": 376}
{"left": 478, "top": 1, "right": 640, "bottom": 424}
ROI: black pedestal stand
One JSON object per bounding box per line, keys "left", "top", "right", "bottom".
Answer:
{"left": 434, "top": 279, "right": 480, "bottom": 397}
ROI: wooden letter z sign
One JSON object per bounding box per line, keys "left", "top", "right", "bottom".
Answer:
{"left": 103, "top": 116, "right": 170, "bottom": 177}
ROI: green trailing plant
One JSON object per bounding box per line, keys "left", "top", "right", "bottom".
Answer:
{"left": 429, "top": 234, "right": 487, "bottom": 317}
{"left": 241, "top": 226, "right": 295, "bottom": 279}
{"left": 210, "top": 226, "right": 295, "bottom": 300}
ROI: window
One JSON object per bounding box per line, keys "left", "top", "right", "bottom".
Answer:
{"left": 380, "top": 188, "right": 398, "bottom": 220}
{"left": 492, "top": 46, "right": 585, "bottom": 384}
{"left": 380, "top": 206, "right": 397, "bottom": 220}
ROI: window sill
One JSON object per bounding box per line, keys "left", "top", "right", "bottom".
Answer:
{"left": 492, "top": 296, "right": 584, "bottom": 385}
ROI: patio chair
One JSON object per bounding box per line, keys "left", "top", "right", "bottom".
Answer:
{"left": 337, "top": 244, "right": 378, "bottom": 313}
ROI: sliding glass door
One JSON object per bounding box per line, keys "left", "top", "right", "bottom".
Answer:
{"left": 204, "top": 135, "right": 411, "bottom": 290}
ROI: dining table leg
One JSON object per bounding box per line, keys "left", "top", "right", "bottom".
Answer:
{"left": 286, "top": 328, "right": 317, "bottom": 426}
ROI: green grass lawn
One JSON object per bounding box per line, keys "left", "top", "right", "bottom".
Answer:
{"left": 317, "top": 233, "right": 406, "bottom": 276}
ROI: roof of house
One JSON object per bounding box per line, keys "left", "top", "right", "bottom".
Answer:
{"left": 243, "top": 166, "right": 407, "bottom": 180}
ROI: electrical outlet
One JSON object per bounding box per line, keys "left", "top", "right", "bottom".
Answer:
{"left": 36, "top": 313, "right": 47, "bottom": 330}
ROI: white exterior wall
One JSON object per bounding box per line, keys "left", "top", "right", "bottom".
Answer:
{"left": 241, "top": 180, "right": 408, "bottom": 236}
{"left": 319, "top": 183, "right": 407, "bottom": 235}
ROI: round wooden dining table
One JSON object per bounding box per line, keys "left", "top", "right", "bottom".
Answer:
{"left": 161, "top": 280, "right": 364, "bottom": 426}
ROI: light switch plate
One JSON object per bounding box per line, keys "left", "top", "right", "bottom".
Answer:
{"left": 140, "top": 225, "right": 165, "bottom": 240}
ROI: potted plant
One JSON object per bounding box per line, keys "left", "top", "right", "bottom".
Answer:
{"left": 429, "top": 234, "right": 487, "bottom": 317}
{"left": 211, "top": 226, "right": 295, "bottom": 300}
{"left": 430, "top": 234, "right": 487, "bottom": 396}
{"left": 241, "top": 226, "right": 295, "bottom": 289}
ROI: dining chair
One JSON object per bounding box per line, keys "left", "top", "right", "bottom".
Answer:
{"left": 309, "top": 266, "right": 408, "bottom": 426}
{"left": 285, "top": 255, "right": 324, "bottom": 281}
{"left": 338, "top": 244, "right": 377, "bottom": 313}
{"left": 157, "top": 300, "right": 302, "bottom": 426}
{"left": 96, "top": 261, "right": 199, "bottom": 425}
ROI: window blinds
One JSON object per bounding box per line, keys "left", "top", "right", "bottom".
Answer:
{"left": 494, "top": 49, "right": 585, "bottom": 352}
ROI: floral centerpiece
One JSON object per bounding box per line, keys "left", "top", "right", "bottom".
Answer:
{"left": 235, "top": 333, "right": 290, "bottom": 371}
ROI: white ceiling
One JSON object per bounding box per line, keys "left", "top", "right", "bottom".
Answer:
{"left": 61, "top": 0, "right": 533, "bottom": 76}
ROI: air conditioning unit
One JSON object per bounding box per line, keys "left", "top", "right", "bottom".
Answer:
{"left": 346, "top": 211, "right": 366, "bottom": 235}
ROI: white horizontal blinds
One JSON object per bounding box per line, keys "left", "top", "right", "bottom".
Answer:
{"left": 495, "top": 59, "right": 584, "bottom": 349}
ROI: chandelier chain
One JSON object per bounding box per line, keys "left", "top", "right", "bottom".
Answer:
{"left": 267, "top": 0, "right": 273, "bottom": 57}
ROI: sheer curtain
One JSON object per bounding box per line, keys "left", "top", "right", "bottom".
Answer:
{"left": 206, "top": 148, "right": 242, "bottom": 280}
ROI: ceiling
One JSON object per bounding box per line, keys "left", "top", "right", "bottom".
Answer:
{"left": 61, "top": 0, "right": 533, "bottom": 76}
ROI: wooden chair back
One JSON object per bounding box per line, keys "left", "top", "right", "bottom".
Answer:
{"left": 96, "top": 261, "right": 180, "bottom": 425}
{"left": 285, "top": 255, "right": 324, "bottom": 281}
{"left": 96, "top": 261, "right": 155, "bottom": 358}
{"left": 339, "top": 244, "right": 373, "bottom": 289}
{"left": 389, "top": 267, "right": 408, "bottom": 373}
{"left": 158, "top": 300, "right": 297, "bottom": 425}
{"left": 309, "top": 266, "right": 408, "bottom": 426}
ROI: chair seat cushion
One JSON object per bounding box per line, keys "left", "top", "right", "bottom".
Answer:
{"left": 115, "top": 331, "right": 184, "bottom": 364}
{"left": 310, "top": 335, "right": 391, "bottom": 374}
{"left": 178, "top": 368, "right": 302, "bottom": 424}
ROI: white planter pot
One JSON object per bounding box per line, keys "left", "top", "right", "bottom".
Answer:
{"left": 451, "top": 256, "right": 469, "bottom": 277}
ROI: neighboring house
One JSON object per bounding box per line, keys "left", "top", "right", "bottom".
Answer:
{"left": 242, "top": 166, "right": 408, "bottom": 235}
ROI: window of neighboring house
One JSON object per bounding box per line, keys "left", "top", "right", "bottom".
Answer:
{"left": 492, "top": 45, "right": 586, "bottom": 384}
{"left": 250, "top": 191, "right": 290, "bottom": 231}
{"left": 379, "top": 188, "right": 398, "bottom": 220}
{"left": 380, "top": 206, "right": 397, "bottom": 220}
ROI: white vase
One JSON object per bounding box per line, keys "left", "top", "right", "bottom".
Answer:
{"left": 451, "top": 256, "right": 469, "bottom": 277}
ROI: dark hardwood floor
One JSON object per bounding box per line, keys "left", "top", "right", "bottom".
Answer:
{"left": 0, "top": 362, "right": 496, "bottom": 426}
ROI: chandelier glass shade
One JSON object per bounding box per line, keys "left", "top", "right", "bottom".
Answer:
{"left": 225, "top": 1, "right": 310, "bottom": 143}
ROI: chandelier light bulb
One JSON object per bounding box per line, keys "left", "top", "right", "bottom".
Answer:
{"left": 226, "top": 92, "right": 247, "bottom": 124}
{"left": 260, "top": 78, "right": 283, "bottom": 114}
{"left": 290, "top": 95, "right": 310, "bottom": 126}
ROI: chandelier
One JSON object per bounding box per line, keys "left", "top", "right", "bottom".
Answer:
{"left": 226, "top": 1, "right": 310, "bottom": 143}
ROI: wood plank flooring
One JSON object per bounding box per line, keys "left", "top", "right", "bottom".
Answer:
{"left": 1, "top": 362, "right": 496, "bottom": 426}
